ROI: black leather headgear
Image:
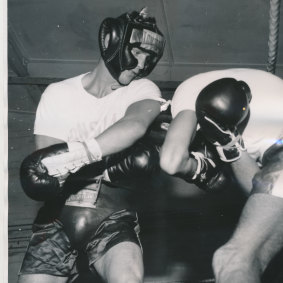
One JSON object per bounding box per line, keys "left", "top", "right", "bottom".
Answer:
{"left": 99, "top": 9, "right": 165, "bottom": 82}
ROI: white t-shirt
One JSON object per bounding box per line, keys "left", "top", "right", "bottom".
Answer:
{"left": 34, "top": 74, "right": 164, "bottom": 142}
{"left": 171, "top": 68, "right": 283, "bottom": 163}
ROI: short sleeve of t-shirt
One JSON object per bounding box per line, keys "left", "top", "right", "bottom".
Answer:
{"left": 121, "top": 78, "right": 165, "bottom": 110}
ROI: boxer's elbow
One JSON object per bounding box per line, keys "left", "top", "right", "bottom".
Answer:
{"left": 124, "top": 119, "right": 148, "bottom": 142}
{"left": 134, "top": 120, "right": 149, "bottom": 139}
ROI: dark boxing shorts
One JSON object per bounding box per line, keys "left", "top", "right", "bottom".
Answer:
{"left": 19, "top": 209, "right": 141, "bottom": 277}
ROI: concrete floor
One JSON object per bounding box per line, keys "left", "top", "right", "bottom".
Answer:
{"left": 8, "top": 83, "right": 283, "bottom": 283}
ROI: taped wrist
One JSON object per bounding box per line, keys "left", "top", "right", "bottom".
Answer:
{"left": 42, "top": 139, "right": 102, "bottom": 178}
{"left": 190, "top": 151, "right": 216, "bottom": 183}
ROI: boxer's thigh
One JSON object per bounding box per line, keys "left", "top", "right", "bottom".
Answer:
{"left": 94, "top": 241, "right": 143, "bottom": 283}
{"left": 86, "top": 209, "right": 143, "bottom": 283}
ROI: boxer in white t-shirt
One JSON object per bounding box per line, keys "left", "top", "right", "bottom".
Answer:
{"left": 18, "top": 8, "right": 166, "bottom": 283}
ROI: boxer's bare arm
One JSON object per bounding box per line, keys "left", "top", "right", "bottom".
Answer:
{"left": 160, "top": 110, "right": 198, "bottom": 176}
{"left": 96, "top": 99, "right": 160, "bottom": 157}
{"left": 35, "top": 135, "right": 64, "bottom": 150}
{"left": 230, "top": 151, "right": 261, "bottom": 195}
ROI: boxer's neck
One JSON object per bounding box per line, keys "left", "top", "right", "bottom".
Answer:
{"left": 82, "top": 59, "right": 121, "bottom": 98}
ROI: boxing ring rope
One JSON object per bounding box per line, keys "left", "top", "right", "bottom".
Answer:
{"left": 267, "top": 0, "right": 281, "bottom": 74}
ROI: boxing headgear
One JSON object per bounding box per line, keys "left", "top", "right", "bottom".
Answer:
{"left": 99, "top": 8, "right": 165, "bottom": 82}
{"left": 195, "top": 78, "right": 252, "bottom": 131}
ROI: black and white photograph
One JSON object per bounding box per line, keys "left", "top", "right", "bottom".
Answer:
{"left": 5, "top": 1, "right": 283, "bottom": 282}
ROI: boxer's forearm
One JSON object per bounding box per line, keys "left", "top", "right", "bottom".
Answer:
{"left": 96, "top": 99, "right": 161, "bottom": 157}
{"left": 35, "top": 135, "right": 64, "bottom": 150}
{"left": 96, "top": 118, "right": 149, "bottom": 157}
{"left": 231, "top": 151, "right": 260, "bottom": 195}
{"left": 160, "top": 110, "right": 197, "bottom": 175}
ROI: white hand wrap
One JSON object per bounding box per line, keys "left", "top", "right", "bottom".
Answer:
{"left": 42, "top": 139, "right": 102, "bottom": 177}
{"left": 191, "top": 151, "right": 216, "bottom": 181}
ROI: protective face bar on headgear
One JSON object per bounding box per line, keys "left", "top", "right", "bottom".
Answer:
{"left": 129, "top": 28, "right": 164, "bottom": 55}
{"left": 99, "top": 8, "right": 165, "bottom": 82}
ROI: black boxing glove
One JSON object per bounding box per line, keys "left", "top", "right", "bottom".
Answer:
{"left": 20, "top": 143, "right": 69, "bottom": 201}
{"left": 20, "top": 139, "right": 103, "bottom": 201}
{"left": 103, "top": 107, "right": 171, "bottom": 187}
{"left": 180, "top": 131, "right": 230, "bottom": 192}
{"left": 104, "top": 140, "right": 160, "bottom": 187}
{"left": 195, "top": 78, "right": 251, "bottom": 162}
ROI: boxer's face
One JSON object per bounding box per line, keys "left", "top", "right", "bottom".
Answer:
{"left": 118, "top": 47, "right": 151, "bottom": 85}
